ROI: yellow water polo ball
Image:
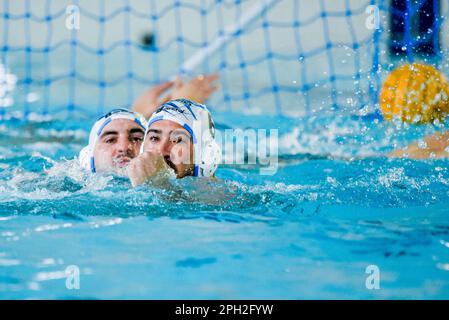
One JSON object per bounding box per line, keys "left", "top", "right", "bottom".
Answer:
{"left": 379, "top": 63, "right": 449, "bottom": 124}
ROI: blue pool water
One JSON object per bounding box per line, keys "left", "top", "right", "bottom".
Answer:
{"left": 1, "top": 111, "right": 449, "bottom": 299}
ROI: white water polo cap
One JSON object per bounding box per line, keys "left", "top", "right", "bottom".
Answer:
{"left": 79, "top": 108, "right": 148, "bottom": 173}
{"left": 144, "top": 99, "right": 222, "bottom": 177}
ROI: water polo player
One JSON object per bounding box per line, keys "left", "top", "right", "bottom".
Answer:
{"left": 127, "top": 99, "right": 222, "bottom": 186}
{"left": 79, "top": 109, "right": 148, "bottom": 174}
{"left": 79, "top": 72, "right": 220, "bottom": 177}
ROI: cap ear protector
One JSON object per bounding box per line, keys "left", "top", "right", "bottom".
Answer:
{"left": 79, "top": 108, "right": 148, "bottom": 173}
{"left": 192, "top": 109, "right": 222, "bottom": 177}
{"left": 144, "top": 99, "right": 221, "bottom": 177}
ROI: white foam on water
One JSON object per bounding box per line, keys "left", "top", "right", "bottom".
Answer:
{"left": 0, "top": 157, "right": 117, "bottom": 202}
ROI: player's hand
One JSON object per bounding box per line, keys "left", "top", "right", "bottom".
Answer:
{"left": 132, "top": 81, "right": 174, "bottom": 118}
{"left": 127, "top": 151, "right": 170, "bottom": 187}
{"left": 169, "top": 74, "right": 219, "bottom": 104}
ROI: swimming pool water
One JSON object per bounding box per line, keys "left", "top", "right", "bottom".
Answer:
{"left": 0, "top": 111, "right": 449, "bottom": 299}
